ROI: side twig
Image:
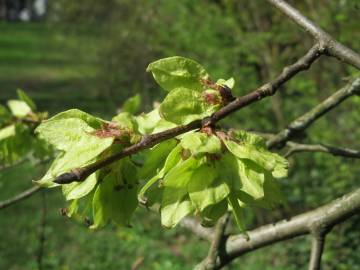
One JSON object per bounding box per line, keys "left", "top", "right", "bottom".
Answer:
{"left": 266, "top": 0, "right": 360, "bottom": 69}
{"left": 180, "top": 218, "right": 214, "bottom": 242}
{"left": 308, "top": 234, "right": 326, "bottom": 270}
{"left": 37, "top": 190, "right": 47, "bottom": 270}
{"left": 285, "top": 141, "right": 360, "bottom": 159}
{"left": 0, "top": 186, "right": 42, "bottom": 210}
{"left": 267, "top": 78, "right": 360, "bottom": 148}
{"left": 196, "top": 214, "right": 230, "bottom": 270}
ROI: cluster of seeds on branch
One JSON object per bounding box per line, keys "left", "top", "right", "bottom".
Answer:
{"left": 33, "top": 56, "right": 288, "bottom": 231}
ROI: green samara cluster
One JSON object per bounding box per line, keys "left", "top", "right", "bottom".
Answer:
{"left": 0, "top": 90, "right": 50, "bottom": 165}
{"left": 34, "top": 56, "right": 288, "bottom": 230}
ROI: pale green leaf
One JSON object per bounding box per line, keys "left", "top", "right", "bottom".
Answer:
{"left": 224, "top": 140, "right": 275, "bottom": 171}
{"left": 232, "top": 130, "right": 267, "bottom": 148}
{"left": 236, "top": 174, "right": 284, "bottom": 209}
{"left": 36, "top": 118, "right": 95, "bottom": 151}
{"left": 160, "top": 87, "right": 220, "bottom": 125}
{"left": 0, "top": 105, "right": 12, "bottom": 125}
{"left": 66, "top": 190, "right": 94, "bottom": 221}
{"left": 237, "top": 159, "right": 265, "bottom": 199}
{"left": 224, "top": 139, "right": 288, "bottom": 178}
{"left": 138, "top": 143, "right": 182, "bottom": 199}
{"left": 41, "top": 109, "right": 105, "bottom": 129}
{"left": 36, "top": 131, "right": 113, "bottom": 187}
{"left": 216, "top": 77, "right": 235, "bottom": 89}
{"left": 180, "top": 132, "right": 221, "bottom": 155}
{"left": 229, "top": 131, "right": 288, "bottom": 178}
{"left": 17, "top": 89, "right": 36, "bottom": 111}
{"left": 62, "top": 173, "right": 98, "bottom": 200}
{"left": 162, "top": 143, "right": 183, "bottom": 173}
{"left": 152, "top": 119, "right": 177, "bottom": 133}
{"left": 160, "top": 157, "right": 201, "bottom": 227}
{"left": 163, "top": 156, "right": 201, "bottom": 189}
{"left": 122, "top": 94, "right": 141, "bottom": 114}
{"left": 92, "top": 168, "right": 138, "bottom": 229}
{"left": 200, "top": 199, "right": 228, "bottom": 227}
{"left": 7, "top": 100, "right": 32, "bottom": 118}
{"left": 228, "top": 193, "right": 248, "bottom": 235}
{"left": 139, "top": 139, "right": 177, "bottom": 180}
{"left": 161, "top": 192, "right": 194, "bottom": 228}
{"left": 215, "top": 153, "right": 241, "bottom": 190}
{"left": 0, "top": 125, "right": 16, "bottom": 140}
{"left": 147, "top": 56, "right": 209, "bottom": 92}
{"left": 112, "top": 112, "right": 138, "bottom": 131}
{"left": 188, "top": 164, "right": 229, "bottom": 211}
{"left": 135, "top": 109, "right": 162, "bottom": 135}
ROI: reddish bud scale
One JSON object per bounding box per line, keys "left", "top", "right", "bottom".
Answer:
{"left": 200, "top": 78, "right": 234, "bottom": 105}
{"left": 200, "top": 126, "right": 215, "bottom": 136}
{"left": 219, "top": 85, "right": 235, "bottom": 104}
{"left": 202, "top": 92, "right": 221, "bottom": 105}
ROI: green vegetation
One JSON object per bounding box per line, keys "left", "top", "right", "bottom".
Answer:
{"left": 0, "top": 22, "right": 104, "bottom": 114}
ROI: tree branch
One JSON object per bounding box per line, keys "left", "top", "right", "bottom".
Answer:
{"left": 285, "top": 141, "right": 360, "bottom": 159}
{"left": 266, "top": 0, "right": 360, "bottom": 69}
{"left": 54, "top": 43, "right": 323, "bottom": 184}
{"left": 36, "top": 191, "right": 47, "bottom": 270}
{"left": 212, "top": 187, "right": 360, "bottom": 269}
{"left": 267, "top": 78, "right": 360, "bottom": 148}
{"left": 0, "top": 186, "right": 41, "bottom": 210}
{"left": 195, "top": 214, "right": 230, "bottom": 270}
{"left": 308, "top": 234, "right": 326, "bottom": 270}
{"left": 180, "top": 217, "right": 214, "bottom": 242}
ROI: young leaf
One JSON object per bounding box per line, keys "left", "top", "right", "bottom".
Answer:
{"left": 36, "top": 118, "right": 96, "bottom": 151}
{"left": 147, "top": 56, "right": 209, "bottom": 92}
{"left": 160, "top": 87, "right": 220, "bottom": 125}
{"left": 227, "top": 193, "right": 248, "bottom": 236}
{"left": 35, "top": 119, "right": 114, "bottom": 187}
{"left": 161, "top": 193, "right": 194, "bottom": 228}
{"left": 228, "top": 131, "right": 288, "bottom": 178}
{"left": 180, "top": 132, "right": 222, "bottom": 155}
{"left": 0, "top": 105, "right": 12, "bottom": 126}
{"left": 163, "top": 156, "right": 201, "bottom": 189}
{"left": 200, "top": 199, "right": 228, "bottom": 227}
{"left": 216, "top": 77, "right": 235, "bottom": 89}
{"left": 40, "top": 109, "right": 105, "bottom": 130}
{"left": 215, "top": 152, "right": 241, "bottom": 190}
{"left": 224, "top": 140, "right": 275, "bottom": 171}
{"left": 92, "top": 161, "right": 138, "bottom": 229}
{"left": 160, "top": 157, "right": 202, "bottom": 227}
{"left": 7, "top": 100, "right": 32, "bottom": 118}
{"left": 139, "top": 139, "right": 178, "bottom": 180}
{"left": 135, "top": 109, "right": 162, "bottom": 135}
{"left": 0, "top": 124, "right": 34, "bottom": 164}
{"left": 237, "top": 159, "right": 265, "bottom": 200}
{"left": 135, "top": 109, "right": 177, "bottom": 135}
{"left": 62, "top": 173, "right": 98, "bottom": 201}
{"left": 0, "top": 125, "right": 16, "bottom": 140}
{"left": 66, "top": 190, "right": 94, "bottom": 223}
{"left": 138, "top": 143, "right": 182, "bottom": 199}
{"left": 17, "top": 89, "right": 36, "bottom": 111}
{"left": 224, "top": 139, "right": 288, "bottom": 178}
{"left": 112, "top": 112, "right": 138, "bottom": 131}
{"left": 122, "top": 94, "right": 141, "bottom": 114}
{"left": 188, "top": 164, "right": 229, "bottom": 211}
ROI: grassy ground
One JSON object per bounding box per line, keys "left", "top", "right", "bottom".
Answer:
{"left": 0, "top": 22, "right": 113, "bottom": 115}
{"left": 0, "top": 162, "right": 212, "bottom": 270}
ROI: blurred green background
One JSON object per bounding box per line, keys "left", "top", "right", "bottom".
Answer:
{"left": 0, "top": 0, "right": 360, "bottom": 269}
